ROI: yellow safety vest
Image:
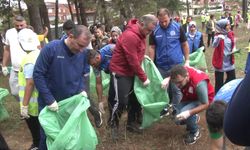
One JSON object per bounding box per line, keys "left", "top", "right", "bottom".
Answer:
{"left": 18, "top": 50, "right": 40, "bottom": 116}
{"left": 231, "top": 15, "right": 234, "bottom": 26}
{"left": 201, "top": 15, "right": 206, "bottom": 22}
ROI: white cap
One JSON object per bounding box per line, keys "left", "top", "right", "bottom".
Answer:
{"left": 189, "top": 21, "right": 196, "bottom": 27}
{"left": 18, "top": 28, "right": 38, "bottom": 51}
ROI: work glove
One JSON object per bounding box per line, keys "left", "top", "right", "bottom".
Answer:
{"left": 2, "top": 66, "right": 9, "bottom": 76}
{"left": 217, "top": 34, "right": 225, "bottom": 39}
{"left": 176, "top": 110, "right": 191, "bottom": 121}
{"left": 98, "top": 102, "right": 105, "bottom": 114}
{"left": 161, "top": 77, "right": 170, "bottom": 89}
{"left": 81, "top": 91, "right": 88, "bottom": 98}
{"left": 143, "top": 79, "right": 150, "bottom": 87}
{"left": 20, "top": 105, "right": 30, "bottom": 119}
{"left": 48, "top": 101, "right": 59, "bottom": 112}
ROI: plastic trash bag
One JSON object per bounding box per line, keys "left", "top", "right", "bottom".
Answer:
{"left": 189, "top": 46, "right": 208, "bottom": 72}
{"left": 0, "top": 88, "right": 9, "bottom": 122}
{"left": 134, "top": 56, "right": 169, "bottom": 129}
{"left": 39, "top": 94, "right": 98, "bottom": 150}
{"left": 89, "top": 67, "right": 110, "bottom": 98}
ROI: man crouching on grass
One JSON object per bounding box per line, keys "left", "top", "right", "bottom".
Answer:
{"left": 163, "top": 65, "right": 214, "bottom": 145}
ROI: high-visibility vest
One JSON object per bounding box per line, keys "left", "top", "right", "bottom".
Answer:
{"left": 201, "top": 15, "right": 206, "bottom": 22}
{"left": 231, "top": 15, "right": 234, "bottom": 26}
{"left": 247, "top": 13, "right": 250, "bottom": 22}
{"left": 18, "top": 50, "right": 40, "bottom": 116}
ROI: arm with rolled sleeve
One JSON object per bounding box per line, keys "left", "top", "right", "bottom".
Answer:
{"left": 121, "top": 34, "right": 147, "bottom": 82}
{"left": 189, "top": 80, "right": 209, "bottom": 116}
{"left": 33, "top": 46, "right": 55, "bottom": 105}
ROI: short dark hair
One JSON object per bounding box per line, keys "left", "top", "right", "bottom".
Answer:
{"left": 206, "top": 100, "right": 227, "bottom": 133}
{"left": 87, "top": 49, "right": 99, "bottom": 64}
{"left": 14, "top": 15, "right": 25, "bottom": 22}
{"left": 63, "top": 20, "right": 75, "bottom": 31}
{"left": 157, "top": 8, "right": 170, "bottom": 17}
{"left": 170, "top": 65, "right": 188, "bottom": 80}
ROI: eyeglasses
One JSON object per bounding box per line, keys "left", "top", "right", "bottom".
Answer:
{"left": 174, "top": 76, "right": 187, "bottom": 86}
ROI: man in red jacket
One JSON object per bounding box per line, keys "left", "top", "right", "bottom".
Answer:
{"left": 108, "top": 14, "right": 157, "bottom": 141}
{"left": 168, "top": 65, "right": 214, "bottom": 145}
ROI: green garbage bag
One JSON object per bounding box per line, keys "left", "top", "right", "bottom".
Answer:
{"left": 39, "top": 94, "right": 98, "bottom": 150}
{"left": 134, "top": 56, "right": 169, "bottom": 129}
{"left": 89, "top": 67, "right": 110, "bottom": 98}
{"left": 189, "top": 46, "right": 208, "bottom": 72}
{"left": 0, "top": 88, "right": 9, "bottom": 122}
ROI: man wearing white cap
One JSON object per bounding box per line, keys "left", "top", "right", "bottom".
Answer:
{"left": 18, "top": 28, "right": 40, "bottom": 150}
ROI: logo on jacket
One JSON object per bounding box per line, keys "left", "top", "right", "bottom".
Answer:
{"left": 155, "top": 35, "right": 163, "bottom": 38}
{"left": 57, "top": 56, "right": 65, "bottom": 59}
{"left": 188, "top": 87, "right": 193, "bottom": 94}
{"left": 170, "top": 31, "right": 176, "bottom": 36}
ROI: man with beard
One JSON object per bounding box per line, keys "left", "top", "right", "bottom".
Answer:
{"left": 167, "top": 65, "right": 214, "bottom": 145}
{"left": 2, "top": 15, "right": 40, "bottom": 99}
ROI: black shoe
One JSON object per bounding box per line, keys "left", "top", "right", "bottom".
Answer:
{"left": 126, "top": 122, "right": 143, "bottom": 134}
{"left": 28, "top": 144, "right": 38, "bottom": 150}
{"left": 184, "top": 129, "right": 201, "bottom": 145}
{"left": 160, "top": 106, "right": 170, "bottom": 118}
{"left": 94, "top": 111, "right": 103, "bottom": 128}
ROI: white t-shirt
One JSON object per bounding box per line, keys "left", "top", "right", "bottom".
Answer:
{"left": 4, "top": 28, "right": 40, "bottom": 71}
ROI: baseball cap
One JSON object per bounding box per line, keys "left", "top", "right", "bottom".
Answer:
{"left": 18, "top": 28, "right": 38, "bottom": 51}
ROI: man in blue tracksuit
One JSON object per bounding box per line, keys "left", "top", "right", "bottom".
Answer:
{"left": 87, "top": 44, "right": 115, "bottom": 115}
{"left": 149, "top": 8, "right": 190, "bottom": 113}
{"left": 33, "top": 25, "right": 96, "bottom": 150}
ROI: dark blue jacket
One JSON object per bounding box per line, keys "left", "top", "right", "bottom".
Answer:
{"left": 33, "top": 39, "right": 87, "bottom": 110}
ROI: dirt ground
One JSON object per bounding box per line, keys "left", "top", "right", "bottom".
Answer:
{"left": 0, "top": 24, "right": 249, "bottom": 150}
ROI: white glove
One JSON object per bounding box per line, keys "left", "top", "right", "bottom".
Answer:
{"left": 2, "top": 66, "right": 9, "bottom": 76}
{"left": 48, "top": 101, "right": 59, "bottom": 112}
{"left": 217, "top": 34, "right": 225, "bottom": 39}
{"left": 98, "top": 102, "right": 105, "bottom": 114}
{"left": 176, "top": 110, "right": 191, "bottom": 120}
{"left": 143, "top": 79, "right": 150, "bottom": 86}
{"left": 161, "top": 77, "right": 170, "bottom": 89}
{"left": 81, "top": 91, "right": 88, "bottom": 98}
{"left": 20, "top": 105, "right": 30, "bottom": 119}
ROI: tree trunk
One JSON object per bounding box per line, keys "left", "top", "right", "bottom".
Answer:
{"left": 79, "top": 0, "right": 88, "bottom": 26}
{"left": 100, "top": 0, "right": 111, "bottom": 31}
{"left": 18, "top": 0, "right": 24, "bottom": 16}
{"left": 67, "top": 0, "right": 75, "bottom": 22}
{"left": 24, "top": 0, "right": 43, "bottom": 34}
{"left": 39, "top": 0, "right": 52, "bottom": 40}
{"left": 55, "top": 0, "right": 59, "bottom": 38}
{"left": 74, "top": 0, "right": 81, "bottom": 24}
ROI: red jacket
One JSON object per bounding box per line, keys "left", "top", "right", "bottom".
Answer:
{"left": 212, "top": 31, "right": 235, "bottom": 69}
{"left": 109, "top": 19, "right": 147, "bottom": 82}
{"left": 181, "top": 66, "right": 214, "bottom": 103}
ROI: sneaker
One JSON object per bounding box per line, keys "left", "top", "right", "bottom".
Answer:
{"left": 195, "top": 114, "right": 200, "bottom": 124}
{"left": 126, "top": 122, "right": 143, "bottom": 134}
{"left": 184, "top": 129, "right": 201, "bottom": 145}
{"left": 111, "top": 126, "right": 119, "bottom": 141}
{"left": 28, "top": 144, "right": 38, "bottom": 150}
{"left": 94, "top": 111, "right": 103, "bottom": 128}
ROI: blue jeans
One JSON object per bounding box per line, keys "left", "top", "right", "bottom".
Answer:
{"left": 175, "top": 101, "right": 200, "bottom": 134}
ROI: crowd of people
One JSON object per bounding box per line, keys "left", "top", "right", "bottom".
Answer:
{"left": 0, "top": 7, "right": 250, "bottom": 150}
